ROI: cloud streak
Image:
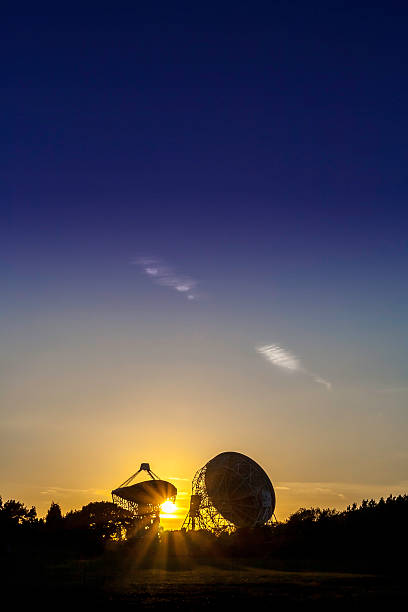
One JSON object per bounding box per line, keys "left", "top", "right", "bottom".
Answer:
{"left": 133, "top": 258, "right": 332, "bottom": 388}
{"left": 133, "top": 257, "right": 198, "bottom": 300}
{"left": 40, "top": 486, "right": 108, "bottom": 496}
{"left": 257, "top": 343, "right": 331, "bottom": 390}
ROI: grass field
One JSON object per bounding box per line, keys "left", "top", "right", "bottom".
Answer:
{"left": 106, "top": 566, "right": 404, "bottom": 607}
{"left": 6, "top": 555, "right": 405, "bottom": 608}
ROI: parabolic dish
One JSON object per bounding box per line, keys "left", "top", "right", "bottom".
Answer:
{"left": 204, "top": 451, "right": 275, "bottom": 528}
{"left": 112, "top": 479, "right": 177, "bottom": 506}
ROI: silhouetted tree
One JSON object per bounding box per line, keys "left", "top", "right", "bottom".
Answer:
{"left": 2, "top": 492, "right": 408, "bottom": 571}
{"left": 0, "top": 496, "right": 40, "bottom": 556}
{"left": 45, "top": 502, "right": 63, "bottom": 530}
{"left": 65, "top": 501, "right": 134, "bottom": 542}
{"left": 0, "top": 497, "right": 37, "bottom": 528}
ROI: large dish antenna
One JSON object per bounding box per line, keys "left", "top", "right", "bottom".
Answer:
{"left": 112, "top": 462, "right": 177, "bottom": 531}
{"left": 183, "top": 452, "right": 275, "bottom": 533}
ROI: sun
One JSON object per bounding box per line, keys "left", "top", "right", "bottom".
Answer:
{"left": 161, "top": 500, "right": 177, "bottom": 515}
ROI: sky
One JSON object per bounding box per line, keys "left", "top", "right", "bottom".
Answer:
{"left": 1, "top": 2, "right": 408, "bottom": 528}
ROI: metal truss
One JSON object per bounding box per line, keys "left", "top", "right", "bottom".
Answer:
{"left": 117, "top": 462, "right": 159, "bottom": 488}
{"left": 112, "top": 463, "right": 164, "bottom": 534}
{"left": 112, "top": 493, "right": 160, "bottom": 518}
{"left": 182, "top": 464, "right": 236, "bottom": 535}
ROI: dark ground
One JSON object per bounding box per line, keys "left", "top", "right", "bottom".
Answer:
{"left": 3, "top": 496, "right": 408, "bottom": 609}
{"left": 5, "top": 555, "right": 406, "bottom": 609}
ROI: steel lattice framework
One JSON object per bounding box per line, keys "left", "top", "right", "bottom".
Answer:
{"left": 182, "top": 464, "right": 236, "bottom": 534}
{"left": 111, "top": 492, "right": 162, "bottom": 521}
{"left": 112, "top": 463, "right": 177, "bottom": 532}
{"left": 182, "top": 452, "right": 276, "bottom": 534}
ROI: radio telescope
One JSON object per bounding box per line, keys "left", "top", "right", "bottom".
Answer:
{"left": 182, "top": 452, "right": 275, "bottom": 534}
{"left": 112, "top": 463, "right": 177, "bottom": 531}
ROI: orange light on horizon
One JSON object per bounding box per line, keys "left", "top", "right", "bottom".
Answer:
{"left": 160, "top": 500, "right": 177, "bottom": 516}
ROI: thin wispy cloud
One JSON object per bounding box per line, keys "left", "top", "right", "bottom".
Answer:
{"left": 133, "top": 258, "right": 332, "bottom": 388}
{"left": 133, "top": 257, "right": 198, "bottom": 300}
{"left": 40, "top": 486, "right": 108, "bottom": 496}
{"left": 257, "top": 343, "right": 331, "bottom": 390}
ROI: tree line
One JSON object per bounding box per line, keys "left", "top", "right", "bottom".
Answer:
{"left": 1, "top": 493, "right": 407, "bottom": 571}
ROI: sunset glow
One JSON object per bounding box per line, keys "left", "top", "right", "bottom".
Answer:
{"left": 161, "top": 500, "right": 177, "bottom": 516}
{"left": 2, "top": 3, "right": 407, "bottom": 540}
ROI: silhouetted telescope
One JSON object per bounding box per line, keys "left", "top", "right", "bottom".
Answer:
{"left": 182, "top": 452, "right": 275, "bottom": 533}
{"left": 112, "top": 462, "right": 177, "bottom": 516}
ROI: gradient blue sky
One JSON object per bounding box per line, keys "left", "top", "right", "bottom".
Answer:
{"left": 1, "top": 2, "right": 408, "bottom": 524}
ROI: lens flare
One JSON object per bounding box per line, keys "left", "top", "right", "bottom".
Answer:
{"left": 161, "top": 500, "right": 176, "bottom": 515}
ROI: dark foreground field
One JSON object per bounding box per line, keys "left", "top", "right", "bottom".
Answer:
{"left": 2, "top": 496, "right": 407, "bottom": 608}
{"left": 5, "top": 557, "right": 406, "bottom": 608}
